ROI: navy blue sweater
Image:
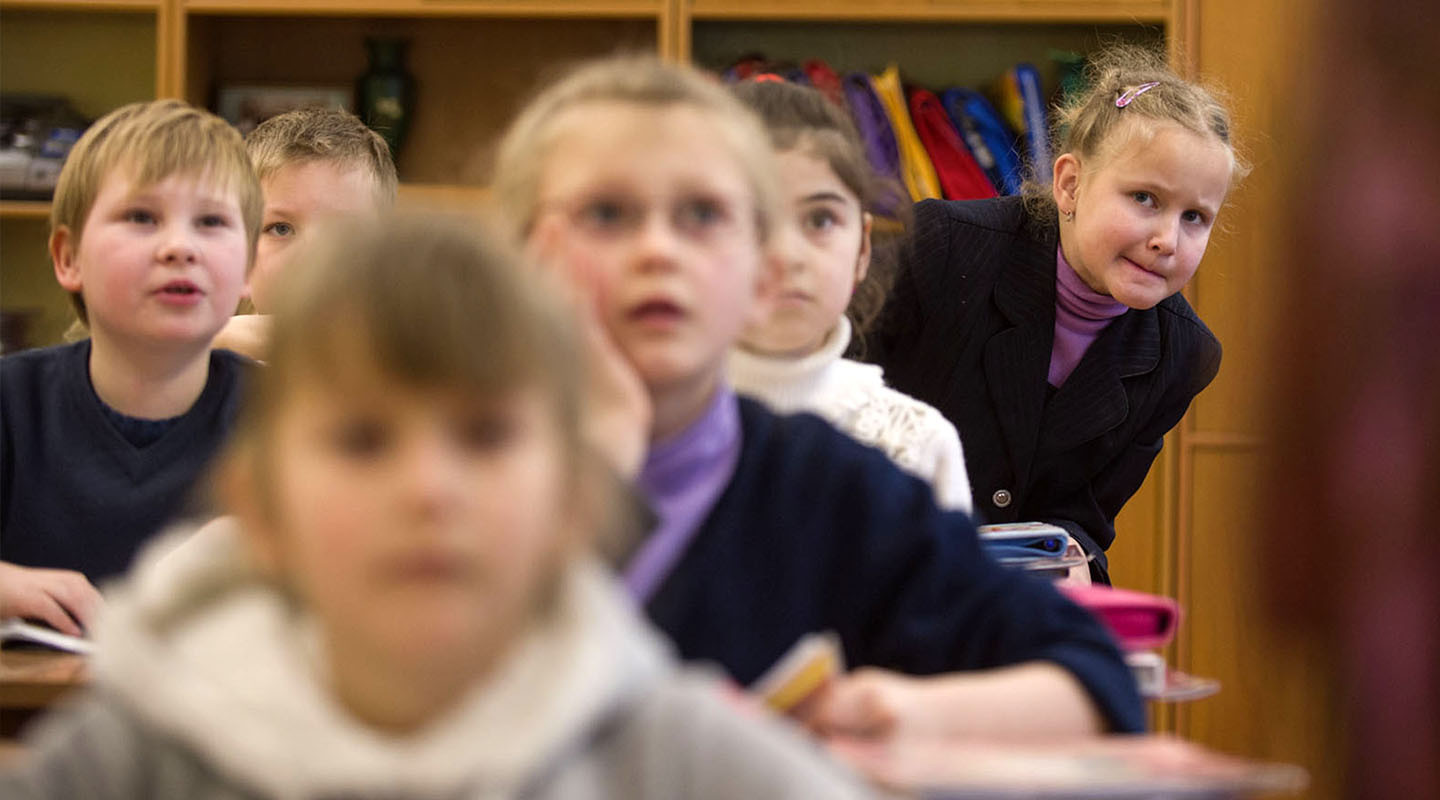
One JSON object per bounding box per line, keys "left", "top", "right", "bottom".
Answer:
{"left": 1, "top": 341, "right": 248, "bottom": 585}
{"left": 645, "top": 398, "right": 1145, "bottom": 733}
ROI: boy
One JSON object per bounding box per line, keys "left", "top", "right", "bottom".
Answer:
{"left": 0, "top": 100, "right": 261, "bottom": 634}
{"left": 215, "top": 107, "right": 396, "bottom": 359}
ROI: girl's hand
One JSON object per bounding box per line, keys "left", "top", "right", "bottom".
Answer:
{"left": 798, "top": 667, "right": 918, "bottom": 741}
{"left": 1060, "top": 534, "right": 1094, "bottom": 585}
{"left": 527, "top": 218, "right": 652, "bottom": 479}
{"left": 803, "top": 663, "right": 1104, "bottom": 743}
{"left": 0, "top": 561, "right": 104, "bottom": 636}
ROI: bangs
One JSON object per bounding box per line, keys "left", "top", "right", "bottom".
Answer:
{"left": 258, "top": 214, "right": 580, "bottom": 428}
{"left": 53, "top": 99, "right": 263, "bottom": 254}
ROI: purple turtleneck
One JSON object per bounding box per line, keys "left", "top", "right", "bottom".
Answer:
{"left": 624, "top": 385, "right": 743, "bottom": 603}
{"left": 1049, "top": 246, "right": 1129, "bottom": 387}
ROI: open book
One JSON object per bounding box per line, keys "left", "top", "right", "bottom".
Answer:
{"left": 0, "top": 618, "right": 93, "bottom": 654}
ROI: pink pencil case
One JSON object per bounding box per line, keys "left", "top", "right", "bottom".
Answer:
{"left": 1058, "top": 584, "right": 1181, "bottom": 651}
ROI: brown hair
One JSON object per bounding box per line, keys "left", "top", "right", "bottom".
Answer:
{"left": 491, "top": 55, "right": 781, "bottom": 245}
{"left": 50, "top": 99, "right": 263, "bottom": 324}
{"left": 1022, "top": 44, "right": 1250, "bottom": 219}
{"left": 234, "top": 215, "right": 588, "bottom": 516}
{"left": 246, "top": 106, "right": 399, "bottom": 207}
{"left": 730, "top": 79, "right": 909, "bottom": 350}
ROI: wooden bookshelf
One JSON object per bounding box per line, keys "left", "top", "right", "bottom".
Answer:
{"left": 0, "top": 201, "right": 52, "bottom": 220}
{"left": 688, "top": 0, "right": 1169, "bottom": 23}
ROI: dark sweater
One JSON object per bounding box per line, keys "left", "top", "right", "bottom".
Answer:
{"left": 1, "top": 341, "right": 249, "bottom": 585}
{"left": 645, "top": 398, "right": 1145, "bottom": 733}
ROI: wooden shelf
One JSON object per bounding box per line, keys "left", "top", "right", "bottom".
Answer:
{"left": 396, "top": 182, "right": 489, "bottom": 211}
{"left": 690, "top": 0, "right": 1168, "bottom": 23}
{"left": 1, "top": 187, "right": 490, "bottom": 219}
{"left": 183, "top": 15, "right": 659, "bottom": 183}
{"left": 0, "top": 201, "right": 52, "bottom": 220}
{"left": 0, "top": 0, "right": 157, "bottom": 10}
{"left": 182, "top": 0, "right": 662, "bottom": 17}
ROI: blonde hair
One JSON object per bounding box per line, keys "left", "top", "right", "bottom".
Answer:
{"left": 491, "top": 55, "right": 781, "bottom": 244}
{"left": 246, "top": 106, "right": 399, "bottom": 207}
{"left": 233, "top": 214, "right": 588, "bottom": 517}
{"left": 50, "top": 99, "right": 263, "bottom": 324}
{"left": 1023, "top": 44, "right": 1250, "bottom": 219}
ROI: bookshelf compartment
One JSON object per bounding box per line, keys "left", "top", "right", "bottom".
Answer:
{"left": 0, "top": 10, "right": 157, "bottom": 119}
{"left": 690, "top": 19, "right": 1165, "bottom": 92}
{"left": 184, "top": 14, "right": 661, "bottom": 185}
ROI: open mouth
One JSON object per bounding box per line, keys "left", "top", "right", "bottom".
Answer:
{"left": 628, "top": 299, "right": 686, "bottom": 322}
{"left": 159, "top": 281, "right": 202, "bottom": 296}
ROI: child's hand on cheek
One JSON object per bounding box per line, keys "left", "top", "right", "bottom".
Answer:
{"left": 212, "top": 314, "right": 273, "bottom": 362}
{"left": 528, "top": 218, "right": 653, "bottom": 478}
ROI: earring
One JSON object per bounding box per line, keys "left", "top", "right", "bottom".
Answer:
{"left": 1062, "top": 208, "right": 1075, "bottom": 223}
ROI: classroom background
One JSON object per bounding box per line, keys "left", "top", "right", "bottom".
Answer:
{"left": 3, "top": 1, "right": 1432, "bottom": 797}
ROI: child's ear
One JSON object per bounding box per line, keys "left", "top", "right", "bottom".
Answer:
{"left": 50, "top": 226, "right": 82, "bottom": 293}
{"left": 855, "top": 212, "right": 874, "bottom": 285}
{"left": 1052, "top": 153, "right": 1082, "bottom": 219}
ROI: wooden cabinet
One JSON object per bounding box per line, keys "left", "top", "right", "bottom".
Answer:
{"left": 174, "top": 7, "right": 664, "bottom": 189}
{"left": 0, "top": 0, "right": 160, "bottom": 347}
{"left": 1, "top": 0, "right": 1189, "bottom": 346}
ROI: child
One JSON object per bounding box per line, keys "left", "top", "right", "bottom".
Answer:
{"left": 213, "top": 106, "right": 397, "bottom": 359}
{"left": 0, "top": 100, "right": 260, "bottom": 635}
{"left": 874, "top": 46, "right": 1245, "bottom": 584}
{"left": 2, "top": 216, "right": 872, "bottom": 799}
{"left": 494, "top": 55, "right": 1145, "bottom": 739}
{"left": 726, "top": 79, "right": 973, "bottom": 513}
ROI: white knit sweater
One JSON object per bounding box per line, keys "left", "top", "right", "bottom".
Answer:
{"left": 728, "top": 319, "right": 974, "bottom": 514}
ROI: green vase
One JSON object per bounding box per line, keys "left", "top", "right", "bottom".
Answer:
{"left": 356, "top": 37, "right": 414, "bottom": 158}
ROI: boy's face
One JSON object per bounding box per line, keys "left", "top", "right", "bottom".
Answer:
{"left": 52, "top": 168, "right": 248, "bottom": 349}
{"left": 530, "top": 103, "right": 769, "bottom": 398}
{"left": 250, "top": 161, "right": 382, "bottom": 313}
{"left": 247, "top": 353, "right": 575, "bottom": 676}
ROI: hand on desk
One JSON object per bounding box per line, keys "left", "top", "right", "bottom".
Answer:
{"left": 0, "top": 561, "right": 103, "bottom": 637}
{"left": 797, "top": 664, "right": 1105, "bottom": 777}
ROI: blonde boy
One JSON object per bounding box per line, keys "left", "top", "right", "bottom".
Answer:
{"left": 215, "top": 107, "right": 396, "bottom": 358}
{"left": 0, "top": 100, "right": 261, "bottom": 634}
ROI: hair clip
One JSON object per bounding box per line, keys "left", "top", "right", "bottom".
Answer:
{"left": 1115, "top": 81, "right": 1161, "bottom": 108}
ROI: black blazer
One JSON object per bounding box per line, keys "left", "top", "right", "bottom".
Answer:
{"left": 874, "top": 196, "right": 1221, "bottom": 583}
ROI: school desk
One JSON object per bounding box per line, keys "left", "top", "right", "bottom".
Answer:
{"left": 0, "top": 648, "right": 87, "bottom": 741}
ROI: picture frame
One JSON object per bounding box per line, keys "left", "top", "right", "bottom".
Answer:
{"left": 216, "top": 85, "right": 353, "bottom": 136}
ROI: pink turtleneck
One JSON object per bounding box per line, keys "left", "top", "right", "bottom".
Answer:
{"left": 1049, "top": 246, "right": 1129, "bottom": 387}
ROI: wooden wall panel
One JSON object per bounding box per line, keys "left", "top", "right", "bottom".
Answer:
{"left": 1182, "top": 449, "right": 1344, "bottom": 798}
{"left": 1176, "top": 1, "right": 1342, "bottom": 798}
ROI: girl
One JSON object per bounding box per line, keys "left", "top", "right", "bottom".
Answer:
{"left": 875, "top": 46, "right": 1246, "bottom": 584}
{"left": 493, "top": 55, "right": 1145, "bottom": 742}
{"left": 2, "top": 216, "right": 871, "bottom": 799}
{"left": 726, "top": 79, "right": 973, "bottom": 514}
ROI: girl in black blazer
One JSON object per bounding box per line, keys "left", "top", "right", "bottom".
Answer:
{"left": 876, "top": 47, "right": 1248, "bottom": 583}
